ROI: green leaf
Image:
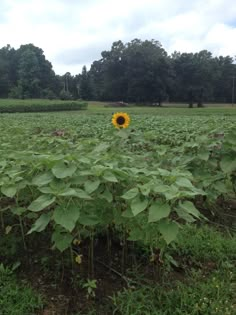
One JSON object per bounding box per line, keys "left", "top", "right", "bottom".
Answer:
{"left": 103, "top": 171, "right": 118, "bottom": 183}
{"left": 11, "top": 207, "right": 26, "bottom": 215}
{"left": 58, "top": 188, "right": 77, "bottom": 196}
{"left": 158, "top": 220, "right": 179, "bottom": 244}
{"left": 122, "top": 208, "right": 134, "bottom": 218}
{"left": 220, "top": 156, "right": 236, "bottom": 174}
{"left": 152, "top": 184, "right": 169, "bottom": 194}
{"left": 39, "top": 186, "right": 54, "bottom": 194}
{"left": 53, "top": 205, "right": 80, "bottom": 232}
{"left": 148, "top": 201, "right": 171, "bottom": 223}
{"left": 163, "top": 185, "right": 179, "bottom": 200}
{"left": 175, "top": 207, "right": 196, "bottom": 223}
{"left": 198, "top": 149, "right": 209, "bottom": 161}
{"left": 28, "top": 195, "right": 55, "bottom": 212}
{"left": 99, "top": 187, "right": 113, "bottom": 203}
{"left": 121, "top": 187, "right": 139, "bottom": 200}
{"left": 1, "top": 185, "right": 17, "bottom": 198}
{"left": 74, "top": 188, "right": 92, "bottom": 200}
{"left": 52, "top": 161, "right": 77, "bottom": 179}
{"left": 32, "top": 172, "right": 53, "bottom": 187}
{"left": 127, "top": 228, "right": 144, "bottom": 241}
{"left": 52, "top": 229, "right": 73, "bottom": 252}
{"left": 179, "top": 201, "right": 200, "bottom": 218}
{"left": 139, "top": 183, "right": 151, "bottom": 196}
{"left": 84, "top": 179, "right": 100, "bottom": 194}
{"left": 117, "top": 129, "right": 129, "bottom": 139}
{"left": 79, "top": 214, "right": 100, "bottom": 226}
{"left": 131, "top": 196, "right": 148, "bottom": 216}
{"left": 175, "top": 178, "right": 194, "bottom": 189}
{"left": 213, "top": 181, "right": 229, "bottom": 194}
{"left": 27, "top": 212, "right": 51, "bottom": 234}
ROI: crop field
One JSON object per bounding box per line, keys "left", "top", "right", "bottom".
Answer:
{"left": 0, "top": 98, "right": 87, "bottom": 112}
{"left": 0, "top": 104, "right": 236, "bottom": 314}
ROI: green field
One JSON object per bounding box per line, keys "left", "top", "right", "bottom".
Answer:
{"left": 0, "top": 98, "right": 87, "bottom": 112}
{"left": 0, "top": 101, "right": 235, "bottom": 314}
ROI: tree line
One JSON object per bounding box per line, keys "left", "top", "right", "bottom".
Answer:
{"left": 0, "top": 40, "right": 235, "bottom": 106}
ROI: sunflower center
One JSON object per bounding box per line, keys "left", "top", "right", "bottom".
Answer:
{"left": 116, "top": 116, "right": 125, "bottom": 125}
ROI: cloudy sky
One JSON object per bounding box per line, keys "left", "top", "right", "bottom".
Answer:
{"left": 1, "top": 0, "right": 236, "bottom": 74}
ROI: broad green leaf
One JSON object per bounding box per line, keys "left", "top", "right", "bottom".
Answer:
{"left": 175, "top": 178, "right": 194, "bottom": 189}
{"left": 99, "top": 187, "right": 113, "bottom": 203}
{"left": 122, "top": 208, "right": 134, "bottom": 218}
{"left": 53, "top": 205, "right": 80, "bottom": 232}
{"left": 75, "top": 188, "right": 92, "bottom": 199}
{"left": 127, "top": 228, "right": 144, "bottom": 241}
{"left": 117, "top": 129, "right": 129, "bottom": 139}
{"left": 93, "top": 143, "right": 110, "bottom": 152}
{"left": 32, "top": 172, "right": 53, "bottom": 187}
{"left": 179, "top": 201, "right": 200, "bottom": 218}
{"left": 121, "top": 187, "right": 139, "bottom": 200}
{"left": 148, "top": 201, "right": 171, "bottom": 223}
{"left": 198, "top": 149, "right": 209, "bottom": 161}
{"left": 131, "top": 196, "right": 148, "bottom": 216}
{"left": 39, "top": 186, "right": 54, "bottom": 194}
{"left": 52, "top": 161, "right": 77, "bottom": 178}
{"left": 28, "top": 195, "right": 55, "bottom": 212}
{"left": 175, "top": 207, "right": 196, "bottom": 223}
{"left": 84, "top": 179, "right": 100, "bottom": 194}
{"left": 213, "top": 181, "right": 229, "bottom": 193}
{"left": 59, "top": 188, "right": 77, "bottom": 196}
{"left": 158, "top": 168, "right": 170, "bottom": 176}
{"left": 1, "top": 185, "right": 17, "bottom": 198}
{"left": 27, "top": 212, "right": 51, "bottom": 234}
{"left": 139, "top": 183, "right": 151, "bottom": 196}
{"left": 52, "top": 229, "right": 73, "bottom": 252}
{"left": 158, "top": 220, "right": 179, "bottom": 244}
{"left": 163, "top": 185, "right": 179, "bottom": 200}
{"left": 220, "top": 156, "right": 236, "bottom": 174}
{"left": 152, "top": 184, "right": 170, "bottom": 194}
{"left": 79, "top": 214, "right": 100, "bottom": 226}
{"left": 103, "top": 171, "right": 118, "bottom": 183}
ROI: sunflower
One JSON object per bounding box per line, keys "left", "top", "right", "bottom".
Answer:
{"left": 112, "top": 112, "right": 130, "bottom": 128}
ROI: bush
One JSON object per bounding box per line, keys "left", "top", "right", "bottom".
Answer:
{"left": 0, "top": 100, "right": 88, "bottom": 113}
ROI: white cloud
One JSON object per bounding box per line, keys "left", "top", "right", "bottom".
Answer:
{"left": 0, "top": 0, "right": 235, "bottom": 74}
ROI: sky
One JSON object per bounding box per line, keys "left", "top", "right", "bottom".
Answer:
{"left": 0, "top": 0, "right": 236, "bottom": 75}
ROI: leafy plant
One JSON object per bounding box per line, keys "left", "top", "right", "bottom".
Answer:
{"left": 82, "top": 279, "right": 97, "bottom": 299}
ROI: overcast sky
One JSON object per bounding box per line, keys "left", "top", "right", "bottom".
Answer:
{"left": 1, "top": 0, "right": 236, "bottom": 75}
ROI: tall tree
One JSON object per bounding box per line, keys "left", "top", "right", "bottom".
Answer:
{"left": 79, "top": 66, "right": 92, "bottom": 100}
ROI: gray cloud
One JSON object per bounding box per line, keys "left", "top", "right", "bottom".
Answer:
{"left": 55, "top": 42, "right": 110, "bottom": 65}
{"left": 1, "top": 0, "right": 236, "bottom": 74}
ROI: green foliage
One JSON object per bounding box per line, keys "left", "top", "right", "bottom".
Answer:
{"left": 82, "top": 279, "right": 97, "bottom": 299}
{"left": 0, "top": 99, "right": 87, "bottom": 112}
{"left": 0, "top": 264, "right": 43, "bottom": 315}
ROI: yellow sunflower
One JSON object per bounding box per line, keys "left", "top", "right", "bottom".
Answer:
{"left": 112, "top": 112, "right": 130, "bottom": 128}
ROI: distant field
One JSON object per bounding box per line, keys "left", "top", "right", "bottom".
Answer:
{"left": 86, "top": 101, "right": 236, "bottom": 116}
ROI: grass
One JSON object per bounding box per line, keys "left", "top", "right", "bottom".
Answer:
{"left": 111, "top": 269, "right": 235, "bottom": 315}
{"left": 169, "top": 225, "right": 236, "bottom": 267}
{"left": 110, "top": 225, "right": 236, "bottom": 315}
{"left": 0, "top": 264, "right": 43, "bottom": 315}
